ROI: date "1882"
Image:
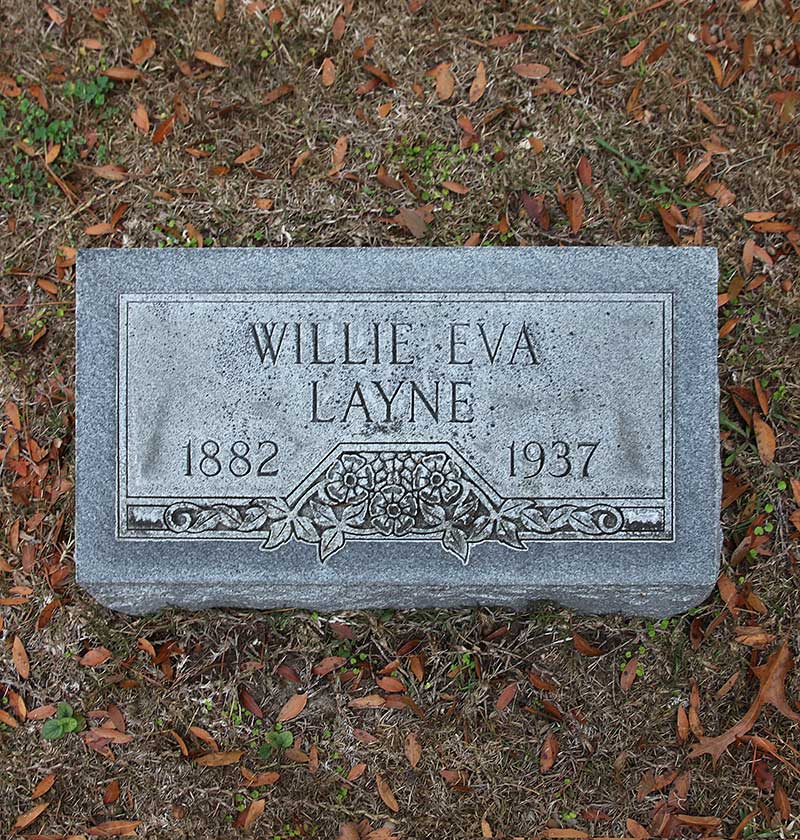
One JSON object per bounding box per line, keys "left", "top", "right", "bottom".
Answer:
{"left": 183, "top": 439, "right": 279, "bottom": 477}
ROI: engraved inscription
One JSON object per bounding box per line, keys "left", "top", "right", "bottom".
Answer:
{"left": 118, "top": 292, "right": 674, "bottom": 554}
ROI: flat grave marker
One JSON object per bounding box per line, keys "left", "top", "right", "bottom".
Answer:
{"left": 77, "top": 247, "right": 720, "bottom": 615}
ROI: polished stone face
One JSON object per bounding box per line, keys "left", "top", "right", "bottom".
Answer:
{"left": 77, "top": 247, "right": 720, "bottom": 616}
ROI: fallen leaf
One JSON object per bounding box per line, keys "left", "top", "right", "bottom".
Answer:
{"left": 12, "top": 635, "right": 30, "bottom": 679}
{"left": 92, "top": 164, "right": 128, "bottom": 181}
{"left": 496, "top": 682, "right": 517, "bottom": 711}
{"left": 573, "top": 632, "right": 602, "bottom": 656}
{"left": 263, "top": 84, "right": 293, "bottom": 105}
{"left": 214, "top": 0, "right": 225, "bottom": 22}
{"left": 513, "top": 63, "right": 550, "bottom": 79}
{"left": 404, "top": 732, "right": 421, "bottom": 767}
{"left": 540, "top": 732, "right": 558, "bottom": 772}
{"left": 621, "top": 38, "right": 648, "bottom": 67}
{"left": 194, "top": 49, "right": 228, "bottom": 67}
{"left": 152, "top": 114, "right": 175, "bottom": 145}
{"left": 241, "top": 768, "right": 280, "bottom": 787}
{"left": 375, "top": 774, "right": 399, "bottom": 812}
{"left": 435, "top": 63, "right": 455, "bottom": 100}
{"left": 31, "top": 773, "right": 55, "bottom": 799}
{"left": 565, "top": 191, "right": 584, "bottom": 233}
{"left": 321, "top": 57, "right": 336, "bottom": 87}
{"left": 752, "top": 413, "right": 776, "bottom": 464}
{"left": 86, "top": 820, "right": 142, "bottom": 836}
{"left": 469, "top": 60, "right": 487, "bottom": 103}
{"left": 103, "top": 779, "right": 120, "bottom": 805}
{"left": 312, "top": 655, "right": 346, "bottom": 676}
{"left": 330, "top": 135, "right": 348, "bottom": 173}
{"left": 131, "top": 37, "right": 156, "bottom": 65}
{"left": 349, "top": 694, "right": 385, "bottom": 709}
{"left": 277, "top": 693, "right": 307, "bottom": 722}
{"left": 397, "top": 207, "right": 427, "bottom": 238}
{"left": 13, "top": 801, "right": 49, "bottom": 832}
{"left": 620, "top": 656, "right": 638, "bottom": 692}
{"left": 442, "top": 180, "right": 469, "bottom": 194}
{"left": 238, "top": 686, "right": 263, "bottom": 719}
{"left": 195, "top": 750, "right": 245, "bottom": 767}
{"left": 689, "top": 641, "right": 800, "bottom": 764}
{"left": 234, "top": 144, "right": 262, "bottom": 165}
{"left": 132, "top": 103, "right": 149, "bottom": 133}
{"left": 79, "top": 646, "right": 112, "bottom": 667}
{"left": 234, "top": 798, "right": 265, "bottom": 830}
{"left": 103, "top": 67, "right": 141, "bottom": 81}
{"left": 577, "top": 156, "right": 592, "bottom": 187}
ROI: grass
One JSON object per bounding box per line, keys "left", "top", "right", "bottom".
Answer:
{"left": 1, "top": 0, "right": 800, "bottom": 838}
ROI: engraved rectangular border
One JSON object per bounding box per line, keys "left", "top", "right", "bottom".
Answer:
{"left": 117, "top": 291, "right": 674, "bottom": 542}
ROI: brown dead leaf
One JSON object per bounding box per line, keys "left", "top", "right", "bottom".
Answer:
{"left": 13, "top": 801, "right": 49, "bottom": 833}
{"left": 330, "top": 135, "right": 348, "bottom": 173}
{"left": 620, "top": 656, "right": 638, "bottom": 692}
{"left": 241, "top": 767, "right": 280, "bottom": 787}
{"left": 234, "top": 798, "right": 265, "bottom": 830}
{"left": 435, "top": 63, "right": 455, "bottom": 100}
{"left": 12, "top": 635, "right": 30, "bottom": 680}
{"left": 194, "top": 49, "right": 228, "bottom": 68}
{"left": 321, "top": 57, "right": 336, "bottom": 87}
{"left": 152, "top": 114, "right": 175, "bottom": 145}
{"left": 469, "top": 60, "right": 487, "bottom": 103}
{"left": 689, "top": 641, "right": 800, "bottom": 764}
{"left": 496, "top": 682, "right": 517, "bottom": 711}
{"left": 263, "top": 84, "right": 293, "bottom": 105}
{"left": 234, "top": 144, "right": 262, "bottom": 165}
{"left": 441, "top": 180, "right": 469, "bottom": 195}
{"left": 79, "top": 646, "right": 112, "bottom": 667}
{"left": 103, "top": 67, "right": 141, "bottom": 81}
{"left": 404, "top": 732, "right": 422, "bottom": 767}
{"left": 31, "top": 774, "right": 55, "bottom": 799}
{"left": 195, "top": 750, "right": 245, "bottom": 767}
{"left": 277, "top": 693, "right": 307, "bottom": 722}
{"left": 621, "top": 38, "right": 648, "bottom": 67}
{"left": 577, "top": 156, "right": 592, "bottom": 187}
{"left": 397, "top": 207, "right": 427, "bottom": 238}
{"left": 214, "top": 0, "right": 225, "bottom": 22}
{"left": 573, "top": 632, "right": 602, "bottom": 656}
{"left": 92, "top": 164, "right": 128, "bottom": 181}
{"left": 103, "top": 779, "right": 121, "bottom": 805}
{"left": 752, "top": 413, "right": 776, "bottom": 464}
{"left": 86, "top": 820, "right": 142, "bottom": 836}
{"left": 375, "top": 774, "right": 399, "bottom": 812}
{"left": 132, "top": 103, "right": 150, "bottom": 133}
{"left": 312, "top": 655, "right": 346, "bottom": 676}
{"left": 513, "top": 63, "right": 550, "bottom": 79}
{"left": 5, "top": 399, "right": 21, "bottom": 430}
{"left": 131, "top": 37, "right": 156, "bottom": 65}
{"left": 565, "top": 191, "right": 584, "bottom": 233}
{"left": 540, "top": 732, "right": 558, "bottom": 772}
{"left": 238, "top": 686, "right": 263, "bottom": 719}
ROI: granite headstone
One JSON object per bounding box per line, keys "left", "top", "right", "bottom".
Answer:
{"left": 76, "top": 247, "right": 720, "bottom": 616}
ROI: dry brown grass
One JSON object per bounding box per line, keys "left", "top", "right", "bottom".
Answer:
{"left": 1, "top": 0, "right": 800, "bottom": 838}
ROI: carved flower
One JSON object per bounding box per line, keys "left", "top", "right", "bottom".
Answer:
{"left": 369, "top": 484, "right": 417, "bottom": 536}
{"left": 326, "top": 454, "right": 374, "bottom": 503}
{"left": 371, "top": 451, "right": 423, "bottom": 493}
{"left": 413, "top": 454, "right": 462, "bottom": 504}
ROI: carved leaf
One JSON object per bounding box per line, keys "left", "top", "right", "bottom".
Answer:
{"left": 319, "top": 528, "right": 345, "bottom": 561}
{"left": 569, "top": 509, "right": 601, "bottom": 534}
{"left": 340, "top": 499, "right": 368, "bottom": 528}
{"left": 419, "top": 499, "right": 445, "bottom": 527}
{"left": 496, "top": 518, "right": 525, "bottom": 549}
{"left": 239, "top": 505, "right": 270, "bottom": 531}
{"left": 292, "top": 515, "right": 318, "bottom": 543}
{"left": 442, "top": 526, "right": 469, "bottom": 564}
{"left": 261, "top": 497, "right": 291, "bottom": 518}
{"left": 262, "top": 518, "right": 292, "bottom": 549}
{"left": 309, "top": 498, "right": 337, "bottom": 528}
{"left": 470, "top": 514, "right": 494, "bottom": 542}
{"left": 452, "top": 491, "right": 479, "bottom": 523}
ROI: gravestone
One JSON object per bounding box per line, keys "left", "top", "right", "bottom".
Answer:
{"left": 76, "top": 247, "right": 720, "bottom": 616}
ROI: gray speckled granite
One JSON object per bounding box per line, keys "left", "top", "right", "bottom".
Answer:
{"left": 76, "top": 247, "right": 720, "bottom": 616}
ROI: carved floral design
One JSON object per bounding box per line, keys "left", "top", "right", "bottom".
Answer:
{"left": 163, "top": 448, "right": 625, "bottom": 565}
